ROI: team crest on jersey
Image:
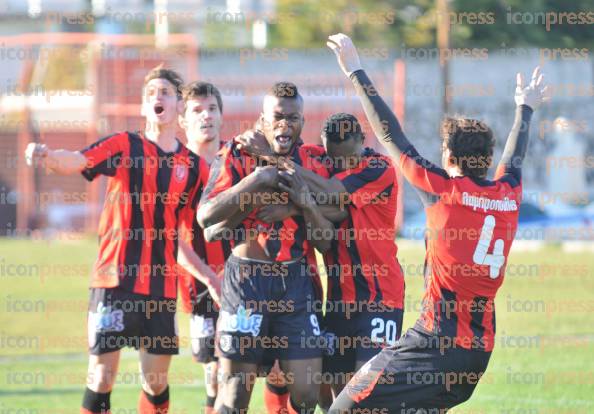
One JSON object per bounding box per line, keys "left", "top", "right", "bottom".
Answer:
{"left": 219, "top": 305, "right": 263, "bottom": 336}
{"left": 90, "top": 302, "right": 124, "bottom": 333}
{"left": 174, "top": 164, "right": 187, "bottom": 182}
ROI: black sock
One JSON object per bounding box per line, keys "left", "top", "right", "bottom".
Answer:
{"left": 82, "top": 387, "right": 111, "bottom": 413}
{"left": 143, "top": 386, "right": 170, "bottom": 405}
{"left": 217, "top": 405, "right": 237, "bottom": 414}
{"left": 265, "top": 380, "right": 288, "bottom": 395}
{"left": 206, "top": 395, "right": 216, "bottom": 408}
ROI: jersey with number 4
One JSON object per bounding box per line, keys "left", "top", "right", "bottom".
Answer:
{"left": 402, "top": 148, "right": 521, "bottom": 352}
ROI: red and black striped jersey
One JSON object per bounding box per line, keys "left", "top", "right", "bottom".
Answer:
{"left": 347, "top": 69, "right": 532, "bottom": 353}
{"left": 177, "top": 143, "right": 232, "bottom": 313}
{"left": 309, "top": 145, "right": 404, "bottom": 309}
{"left": 401, "top": 147, "right": 522, "bottom": 351}
{"left": 200, "top": 141, "right": 330, "bottom": 262}
{"left": 81, "top": 131, "right": 210, "bottom": 299}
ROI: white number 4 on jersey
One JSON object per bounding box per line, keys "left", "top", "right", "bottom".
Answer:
{"left": 473, "top": 215, "right": 505, "bottom": 279}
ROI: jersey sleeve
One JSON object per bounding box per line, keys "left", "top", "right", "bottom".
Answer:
{"left": 334, "top": 157, "right": 396, "bottom": 209}
{"left": 199, "top": 143, "right": 243, "bottom": 204}
{"left": 494, "top": 105, "right": 533, "bottom": 185}
{"left": 80, "top": 132, "right": 127, "bottom": 181}
{"left": 399, "top": 146, "right": 452, "bottom": 197}
{"left": 186, "top": 155, "right": 211, "bottom": 213}
{"left": 299, "top": 145, "right": 330, "bottom": 178}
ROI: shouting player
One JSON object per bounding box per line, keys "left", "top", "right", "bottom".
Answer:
{"left": 236, "top": 112, "right": 405, "bottom": 409}
{"left": 197, "top": 82, "right": 334, "bottom": 413}
{"left": 177, "top": 81, "right": 294, "bottom": 414}
{"left": 25, "top": 66, "right": 212, "bottom": 414}
{"left": 326, "top": 34, "right": 549, "bottom": 413}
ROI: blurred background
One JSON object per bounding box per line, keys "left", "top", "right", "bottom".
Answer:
{"left": 0, "top": 0, "right": 592, "bottom": 241}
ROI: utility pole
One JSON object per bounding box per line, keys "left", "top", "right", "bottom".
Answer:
{"left": 436, "top": 0, "right": 450, "bottom": 115}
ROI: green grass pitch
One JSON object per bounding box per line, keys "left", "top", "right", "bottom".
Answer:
{"left": 0, "top": 237, "right": 593, "bottom": 412}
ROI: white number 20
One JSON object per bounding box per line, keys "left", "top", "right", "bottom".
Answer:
{"left": 370, "top": 318, "right": 398, "bottom": 346}
{"left": 472, "top": 215, "right": 505, "bottom": 279}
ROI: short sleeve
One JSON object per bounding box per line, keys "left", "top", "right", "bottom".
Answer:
{"left": 399, "top": 146, "right": 452, "bottom": 196}
{"left": 80, "top": 132, "right": 127, "bottom": 181}
{"left": 334, "top": 156, "right": 396, "bottom": 209}
{"left": 299, "top": 144, "right": 330, "bottom": 178}
{"left": 200, "top": 143, "right": 243, "bottom": 205}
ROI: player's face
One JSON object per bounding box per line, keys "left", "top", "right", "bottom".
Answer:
{"left": 323, "top": 136, "right": 361, "bottom": 172}
{"left": 260, "top": 95, "right": 303, "bottom": 155}
{"left": 182, "top": 96, "right": 222, "bottom": 144}
{"left": 142, "top": 78, "right": 181, "bottom": 126}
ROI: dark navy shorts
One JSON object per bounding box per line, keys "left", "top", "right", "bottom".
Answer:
{"left": 330, "top": 327, "right": 492, "bottom": 413}
{"left": 87, "top": 287, "right": 178, "bottom": 355}
{"left": 216, "top": 255, "right": 323, "bottom": 364}
{"left": 323, "top": 301, "right": 404, "bottom": 376}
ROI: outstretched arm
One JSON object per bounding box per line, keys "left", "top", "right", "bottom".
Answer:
{"left": 496, "top": 67, "right": 549, "bottom": 181}
{"left": 25, "top": 143, "right": 88, "bottom": 175}
{"left": 327, "top": 34, "right": 413, "bottom": 161}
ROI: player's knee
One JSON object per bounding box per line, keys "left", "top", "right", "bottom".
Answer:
{"left": 90, "top": 377, "right": 113, "bottom": 394}
{"left": 143, "top": 381, "right": 168, "bottom": 396}
{"left": 87, "top": 363, "right": 117, "bottom": 393}
{"left": 221, "top": 377, "right": 252, "bottom": 408}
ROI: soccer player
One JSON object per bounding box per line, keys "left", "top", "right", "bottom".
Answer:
{"left": 236, "top": 113, "right": 406, "bottom": 408}
{"left": 197, "top": 82, "right": 334, "bottom": 414}
{"left": 177, "top": 81, "right": 292, "bottom": 414}
{"left": 326, "top": 34, "right": 549, "bottom": 412}
{"left": 24, "top": 65, "right": 213, "bottom": 414}
{"left": 176, "top": 81, "right": 230, "bottom": 414}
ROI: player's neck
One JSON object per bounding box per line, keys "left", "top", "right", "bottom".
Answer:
{"left": 144, "top": 123, "right": 179, "bottom": 153}
{"left": 446, "top": 165, "right": 462, "bottom": 178}
{"left": 187, "top": 136, "right": 220, "bottom": 164}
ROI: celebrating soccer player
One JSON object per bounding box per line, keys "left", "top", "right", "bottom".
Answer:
{"left": 197, "top": 82, "right": 334, "bottom": 414}
{"left": 177, "top": 80, "right": 294, "bottom": 414}
{"left": 326, "top": 33, "right": 549, "bottom": 413}
{"left": 236, "top": 112, "right": 406, "bottom": 409}
{"left": 24, "top": 65, "right": 213, "bottom": 414}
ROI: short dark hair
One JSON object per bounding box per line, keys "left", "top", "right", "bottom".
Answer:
{"left": 182, "top": 81, "right": 223, "bottom": 113}
{"left": 267, "top": 81, "right": 302, "bottom": 101}
{"left": 143, "top": 64, "right": 184, "bottom": 99}
{"left": 322, "top": 113, "right": 364, "bottom": 143}
{"left": 441, "top": 117, "right": 495, "bottom": 178}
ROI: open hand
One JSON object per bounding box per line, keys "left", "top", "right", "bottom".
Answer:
{"left": 327, "top": 33, "right": 363, "bottom": 77}
{"left": 515, "top": 66, "right": 551, "bottom": 110}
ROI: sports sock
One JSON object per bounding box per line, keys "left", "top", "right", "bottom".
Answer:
{"left": 81, "top": 387, "right": 111, "bottom": 414}
{"left": 138, "top": 386, "right": 169, "bottom": 414}
{"left": 264, "top": 381, "right": 289, "bottom": 414}
{"left": 205, "top": 394, "right": 216, "bottom": 414}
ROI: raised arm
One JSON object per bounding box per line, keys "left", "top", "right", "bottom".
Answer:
{"left": 327, "top": 33, "right": 451, "bottom": 200}
{"left": 327, "top": 34, "right": 413, "bottom": 161}
{"left": 496, "top": 67, "right": 549, "bottom": 181}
